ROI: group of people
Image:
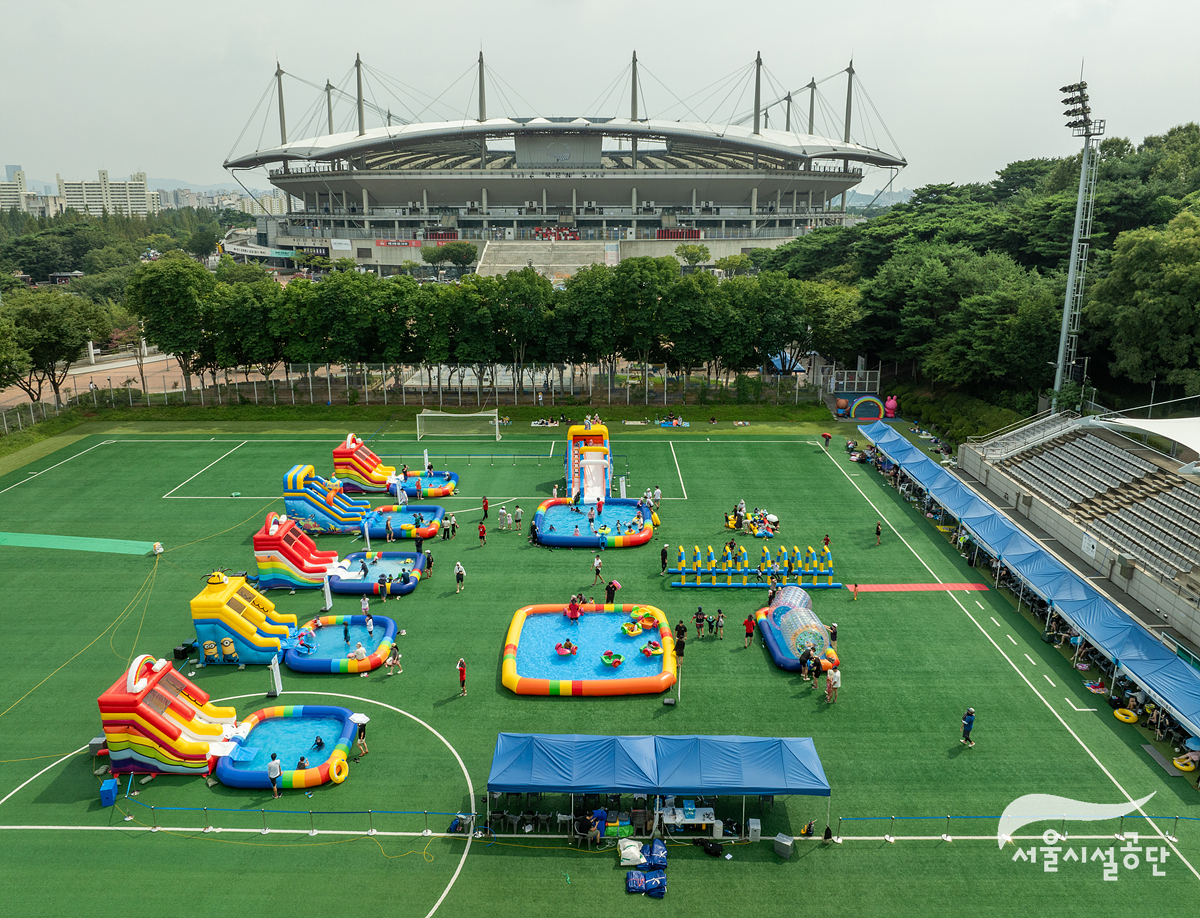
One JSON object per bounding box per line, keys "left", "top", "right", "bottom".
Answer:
{"left": 725, "top": 499, "right": 779, "bottom": 537}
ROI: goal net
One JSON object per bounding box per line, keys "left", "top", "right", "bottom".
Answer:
{"left": 416, "top": 409, "right": 501, "bottom": 441}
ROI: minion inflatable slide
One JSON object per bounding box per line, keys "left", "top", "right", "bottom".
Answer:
{"left": 192, "top": 571, "right": 299, "bottom": 666}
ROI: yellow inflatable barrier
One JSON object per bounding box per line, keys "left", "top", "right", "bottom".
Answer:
{"left": 1114, "top": 708, "right": 1138, "bottom": 723}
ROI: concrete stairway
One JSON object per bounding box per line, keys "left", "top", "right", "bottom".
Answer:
{"left": 475, "top": 241, "right": 608, "bottom": 282}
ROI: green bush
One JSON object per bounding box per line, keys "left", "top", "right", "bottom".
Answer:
{"left": 885, "top": 383, "right": 1023, "bottom": 448}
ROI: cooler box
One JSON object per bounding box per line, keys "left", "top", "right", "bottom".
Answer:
{"left": 99, "top": 778, "right": 119, "bottom": 808}
{"left": 774, "top": 833, "right": 793, "bottom": 859}
{"left": 748, "top": 818, "right": 762, "bottom": 842}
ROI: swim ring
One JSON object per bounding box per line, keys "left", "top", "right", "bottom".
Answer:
{"left": 1114, "top": 708, "right": 1138, "bottom": 723}
{"left": 641, "top": 641, "right": 663, "bottom": 657}
{"left": 621, "top": 622, "right": 643, "bottom": 637}
{"left": 330, "top": 758, "right": 349, "bottom": 784}
{"left": 601, "top": 652, "right": 624, "bottom": 668}
{"left": 598, "top": 525, "right": 611, "bottom": 534}
{"left": 555, "top": 642, "right": 578, "bottom": 656}
{"left": 1173, "top": 756, "right": 1197, "bottom": 772}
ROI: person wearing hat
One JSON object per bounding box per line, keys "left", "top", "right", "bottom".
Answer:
{"left": 961, "top": 708, "right": 975, "bottom": 747}
{"left": 660, "top": 542, "right": 670, "bottom": 576}
{"left": 829, "top": 622, "right": 838, "bottom": 650}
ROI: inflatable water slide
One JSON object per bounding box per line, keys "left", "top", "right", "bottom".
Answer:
{"left": 98, "top": 655, "right": 244, "bottom": 775}
{"left": 333, "top": 433, "right": 395, "bottom": 493}
{"left": 565, "top": 423, "right": 611, "bottom": 503}
{"left": 192, "top": 572, "right": 299, "bottom": 665}
{"left": 283, "top": 463, "right": 372, "bottom": 534}
{"left": 253, "top": 511, "right": 340, "bottom": 590}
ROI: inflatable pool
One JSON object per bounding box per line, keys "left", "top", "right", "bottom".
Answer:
{"left": 214, "top": 705, "right": 355, "bottom": 790}
{"left": 362, "top": 505, "right": 444, "bottom": 540}
{"left": 390, "top": 471, "right": 459, "bottom": 499}
{"left": 327, "top": 551, "right": 425, "bottom": 597}
{"left": 532, "top": 498, "right": 656, "bottom": 549}
{"left": 283, "top": 614, "right": 396, "bottom": 674}
{"left": 502, "top": 603, "right": 676, "bottom": 696}
{"left": 753, "top": 586, "right": 832, "bottom": 672}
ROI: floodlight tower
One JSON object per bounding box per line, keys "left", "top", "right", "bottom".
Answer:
{"left": 1051, "top": 81, "right": 1104, "bottom": 411}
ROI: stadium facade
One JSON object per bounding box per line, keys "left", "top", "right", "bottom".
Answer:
{"left": 223, "top": 53, "right": 906, "bottom": 274}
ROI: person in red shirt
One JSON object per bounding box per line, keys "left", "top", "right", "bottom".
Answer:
{"left": 457, "top": 658, "right": 466, "bottom": 696}
{"left": 481, "top": 496, "right": 489, "bottom": 519}
{"left": 743, "top": 614, "right": 756, "bottom": 648}
{"left": 478, "top": 522, "right": 486, "bottom": 546}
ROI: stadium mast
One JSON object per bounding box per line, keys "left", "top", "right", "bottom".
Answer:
{"left": 630, "top": 51, "right": 638, "bottom": 170}
{"left": 478, "top": 52, "right": 487, "bottom": 168}
{"left": 356, "top": 54, "right": 366, "bottom": 136}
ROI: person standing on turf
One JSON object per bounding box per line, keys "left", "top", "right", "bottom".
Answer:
{"left": 661, "top": 542, "right": 670, "bottom": 576}
{"left": 716, "top": 610, "right": 725, "bottom": 639}
{"left": 514, "top": 504, "right": 523, "bottom": 532}
{"left": 481, "top": 496, "right": 489, "bottom": 520}
{"left": 605, "top": 579, "right": 619, "bottom": 604}
{"left": 826, "top": 665, "right": 841, "bottom": 703}
{"left": 823, "top": 534, "right": 830, "bottom": 549}
{"left": 829, "top": 622, "right": 838, "bottom": 649}
{"left": 852, "top": 584, "right": 859, "bottom": 601}
{"left": 592, "top": 553, "right": 603, "bottom": 585}
{"left": 424, "top": 550, "right": 434, "bottom": 580}
{"left": 675, "top": 620, "right": 688, "bottom": 644}
{"left": 743, "top": 614, "right": 756, "bottom": 648}
{"left": 876, "top": 521, "right": 882, "bottom": 545}
{"left": 267, "top": 753, "right": 282, "bottom": 798}
{"left": 457, "top": 658, "right": 467, "bottom": 696}
{"left": 415, "top": 533, "right": 424, "bottom": 556}
{"left": 653, "top": 486, "right": 662, "bottom": 509}
{"left": 361, "top": 594, "right": 370, "bottom": 616}
{"left": 478, "top": 521, "right": 486, "bottom": 546}
{"left": 961, "top": 708, "right": 975, "bottom": 746}
{"left": 454, "top": 561, "right": 466, "bottom": 594}
{"left": 450, "top": 513, "right": 458, "bottom": 538}
{"left": 692, "top": 606, "right": 706, "bottom": 640}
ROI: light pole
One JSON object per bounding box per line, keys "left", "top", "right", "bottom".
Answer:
{"left": 1051, "top": 80, "right": 1104, "bottom": 412}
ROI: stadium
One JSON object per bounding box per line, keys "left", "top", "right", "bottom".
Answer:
{"left": 223, "top": 53, "right": 906, "bottom": 277}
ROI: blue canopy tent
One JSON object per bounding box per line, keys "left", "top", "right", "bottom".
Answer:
{"left": 487, "top": 733, "right": 831, "bottom": 834}
{"left": 858, "top": 419, "right": 1200, "bottom": 740}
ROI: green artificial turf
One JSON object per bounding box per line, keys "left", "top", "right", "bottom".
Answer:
{"left": 0, "top": 420, "right": 1195, "bottom": 916}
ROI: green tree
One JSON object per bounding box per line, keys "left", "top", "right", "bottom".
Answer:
{"left": 211, "top": 279, "right": 285, "bottom": 380}
{"left": 215, "top": 254, "right": 271, "bottom": 284}
{"left": 421, "top": 246, "right": 450, "bottom": 270}
{"left": 125, "top": 255, "right": 216, "bottom": 396}
{"left": 185, "top": 228, "right": 218, "bottom": 260}
{"left": 496, "top": 267, "right": 553, "bottom": 402}
{"left": 1087, "top": 210, "right": 1200, "bottom": 393}
{"left": 673, "top": 243, "right": 710, "bottom": 268}
{"left": 440, "top": 241, "right": 479, "bottom": 272}
{"left": 0, "top": 312, "right": 31, "bottom": 391}
{"left": 661, "top": 270, "right": 718, "bottom": 383}
{"left": 82, "top": 242, "right": 140, "bottom": 275}
{"left": 107, "top": 303, "right": 149, "bottom": 395}
{"left": 613, "top": 256, "right": 679, "bottom": 403}
{"left": 714, "top": 253, "right": 753, "bottom": 276}
{"left": 4, "top": 285, "right": 111, "bottom": 405}
{"left": 561, "top": 264, "right": 619, "bottom": 401}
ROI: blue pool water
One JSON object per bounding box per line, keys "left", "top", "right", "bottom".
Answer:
{"left": 307, "top": 623, "right": 386, "bottom": 656}
{"left": 538, "top": 503, "right": 647, "bottom": 539}
{"left": 227, "top": 716, "right": 341, "bottom": 771}
{"left": 515, "top": 612, "right": 663, "bottom": 681}
{"left": 341, "top": 557, "right": 415, "bottom": 580}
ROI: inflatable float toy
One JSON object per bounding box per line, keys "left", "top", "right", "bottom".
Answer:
{"left": 632, "top": 611, "right": 659, "bottom": 629}
{"left": 282, "top": 614, "right": 396, "bottom": 674}
{"left": 602, "top": 651, "right": 625, "bottom": 668}
{"left": 502, "top": 602, "right": 676, "bottom": 696}
{"left": 621, "top": 622, "right": 643, "bottom": 637}
{"left": 213, "top": 704, "right": 356, "bottom": 790}
{"left": 1173, "top": 756, "right": 1198, "bottom": 772}
{"left": 641, "top": 641, "right": 663, "bottom": 657}
{"left": 283, "top": 464, "right": 372, "bottom": 534}
{"left": 555, "top": 642, "right": 578, "bottom": 656}
{"left": 361, "top": 504, "right": 444, "bottom": 540}
{"left": 1114, "top": 708, "right": 1138, "bottom": 723}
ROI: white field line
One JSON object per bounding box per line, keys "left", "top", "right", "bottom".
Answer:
{"left": 0, "top": 747, "right": 86, "bottom": 809}
{"left": 162, "top": 441, "right": 247, "bottom": 498}
{"left": 1024, "top": 654, "right": 1037, "bottom": 666}
{"left": 1044, "top": 675, "right": 1056, "bottom": 687}
{"left": 0, "top": 441, "right": 113, "bottom": 497}
{"left": 668, "top": 442, "right": 687, "bottom": 500}
{"left": 990, "top": 617, "right": 1002, "bottom": 627}
{"left": 821, "top": 448, "right": 1200, "bottom": 880}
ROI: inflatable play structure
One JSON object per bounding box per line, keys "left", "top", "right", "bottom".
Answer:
{"left": 333, "top": 433, "right": 395, "bottom": 493}
{"left": 670, "top": 543, "right": 841, "bottom": 589}
{"left": 253, "top": 512, "right": 425, "bottom": 597}
{"left": 884, "top": 395, "right": 898, "bottom": 418}
{"left": 753, "top": 586, "right": 839, "bottom": 672}
{"left": 283, "top": 464, "right": 372, "bottom": 534}
{"left": 283, "top": 614, "right": 397, "bottom": 673}
{"left": 98, "top": 655, "right": 241, "bottom": 776}
{"left": 212, "top": 705, "right": 356, "bottom": 790}
{"left": 253, "top": 511, "right": 340, "bottom": 590}
{"left": 502, "top": 603, "right": 677, "bottom": 696}
{"left": 362, "top": 504, "right": 444, "bottom": 540}
{"left": 328, "top": 551, "right": 424, "bottom": 597}
{"left": 192, "top": 572, "right": 299, "bottom": 666}
{"left": 533, "top": 423, "right": 659, "bottom": 549}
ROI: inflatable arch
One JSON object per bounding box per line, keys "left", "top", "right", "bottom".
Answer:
{"left": 850, "top": 396, "right": 885, "bottom": 420}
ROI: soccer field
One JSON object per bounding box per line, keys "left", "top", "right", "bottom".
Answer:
{"left": 0, "top": 419, "right": 1195, "bottom": 917}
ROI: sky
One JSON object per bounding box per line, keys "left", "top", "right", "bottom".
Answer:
{"left": 5, "top": 1, "right": 1198, "bottom": 195}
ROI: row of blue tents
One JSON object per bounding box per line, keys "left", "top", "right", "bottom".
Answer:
{"left": 859, "top": 419, "right": 1200, "bottom": 739}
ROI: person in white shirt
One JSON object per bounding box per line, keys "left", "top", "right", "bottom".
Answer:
{"left": 267, "top": 753, "right": 283, "bottom": 798}
{"left": 454, "top": 561, "right": 466, "bottom": 594}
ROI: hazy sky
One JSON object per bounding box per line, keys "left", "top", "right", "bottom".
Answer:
{"left": 6, "top": 1, "right": 1198, "bottom": 193}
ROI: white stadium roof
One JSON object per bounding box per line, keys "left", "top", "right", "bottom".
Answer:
{"left": 1082, "top": 416, "right": 1200, "bottom": 474}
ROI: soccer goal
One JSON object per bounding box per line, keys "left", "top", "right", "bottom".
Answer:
{"left": 416, "top": 409, "right": 502, "bottom": 440}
